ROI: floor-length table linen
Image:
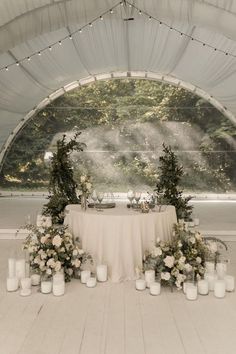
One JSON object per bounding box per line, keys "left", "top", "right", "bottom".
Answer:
{"left": 64, "top": 204, "right": 177, "bottom": 282}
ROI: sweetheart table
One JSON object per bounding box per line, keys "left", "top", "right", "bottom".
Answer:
{"left": 64, "top": 204, "right": 177, "bottom": 282}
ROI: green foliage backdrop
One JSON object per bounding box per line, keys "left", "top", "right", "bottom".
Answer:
{"left": 0, "top": 79, "right": 236, "bottom": 192}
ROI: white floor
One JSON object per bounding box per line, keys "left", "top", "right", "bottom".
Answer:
{"left": 0, "top": 240, "right": 236, "bottom": 354}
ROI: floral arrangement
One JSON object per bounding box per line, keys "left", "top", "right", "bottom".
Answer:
{"left": 77, "top": 175, "right": 92, "bottom": 197}
{"left": 23, "top": 224, "right": 93, "bottom": 282}
{"left": 143, "top": 222, "right": 223, "bottom": 289}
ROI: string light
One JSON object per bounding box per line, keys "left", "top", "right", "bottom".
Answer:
{"left": 1, "top": 0, "right": 235, "bottom": 73}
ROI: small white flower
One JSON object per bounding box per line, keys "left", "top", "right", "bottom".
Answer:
{"left": 52, "top": 235, "right": 62, "bottom": 247}
{"left": 195, "top": 232, "right": 202, "bottom": 240}
{"left": 67, "top": 268, "right": 73, "bottom": 275}
{"left": 40, "top": 236, "right": 47, "bottom": 244}
{"left": 178, "top": 256, "right": 186, "bottom": 264}
{"left": 86, "top": 182, "right": 92, "bottom": 190}
{"left": 40, "top": 251, "right": 47, "bottom": 260}
{"left": 78, "top": 249, "right": 84, "bottom": 255}
{"left": 164, "top": 255, "right": 175, "bottom": 268}
{"left": 80, "top": 175, "right": 86, "bottom": 182}
{"left": 47, "top": 258, "right": 55, "bottom": 268}
{"left": 161, "top": 272, "right": 171, "bottom": 281}
{"left": 196, "top": 256, "right": 202, "bottom": 264}
{"left": 55, "top": 261, "right": 61, "bottom": 272}
{"left": 190, "top": 237, "right": 195, "bottom": 244}
{"left": 73, "top": 249, "right": 78, "bottom": 256}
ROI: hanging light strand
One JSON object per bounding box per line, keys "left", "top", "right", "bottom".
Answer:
{"left": 1, "top": 0, "right": 236, "bottom": 72}
{"left": 126, "top": 0, "right": 235, "bottom": 58}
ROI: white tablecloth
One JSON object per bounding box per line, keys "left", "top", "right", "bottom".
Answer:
{"left": 64, "top": 204, "right": 177, "bottom": 282}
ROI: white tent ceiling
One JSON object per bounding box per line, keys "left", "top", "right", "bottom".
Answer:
{"left": 0, "top": 0, "right": 236, "bottom": 166}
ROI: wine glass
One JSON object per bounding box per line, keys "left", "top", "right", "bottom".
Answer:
{"left": 134, "top": 192, "right": 141, "bottom": 206}
{"left": 97, "top": 192, "right": 104, "bottom": 211}
{"left": 91, "top": 190, "right": 97, "bottom": 209}
{"left": 127, "top": 190, "right": 134, "bottom": 207}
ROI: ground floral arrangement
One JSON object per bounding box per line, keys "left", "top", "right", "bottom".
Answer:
{"left": 143, "top": 221, "right": 226, "bottom": 289}
{"left": 23, "top": 224, "right": 93, "bottom": 282}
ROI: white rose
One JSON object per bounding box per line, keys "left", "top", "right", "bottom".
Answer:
{"left": 184, "top": 263, "right": 193, "bottom": 272}
{"left": 164, "top": 255, "right": 175, "bottom": 268}
{"left": 178, "top": 241, "right": 182, "bottom": 248}
{"left": 47, "top": 258, "right": 55, "bottom": 268}
{"left": 34, "top": 256, "right": 40, "bottom": 264}
{"left": 74, "top": 259, "right": 81, "bottom": 268}
{"left": 152, "top": 247, "right": 162, "bottom": 257}
{"left": 67, "top": 268, "right": 73, "bottom": 275}
{"left": 196, "top": 257, "right": 202, "bottom": 264}
{"left": 52, "top": 235, "right": 62, "bottom": 247}
{"left": 161, "top": 272, "right": 171, "bottom": 281}
{"left": 41, "top": 236, "right": 47, "bottom": 244}
{"left": 60, "top": 247, "right": 65, "bottom": 253}
{"left": 40, "top": 251, "right": 47, "bottom": 260}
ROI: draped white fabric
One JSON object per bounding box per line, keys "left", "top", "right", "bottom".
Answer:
{"left": 0, "top": 0, "right": 236, "bottom": 162}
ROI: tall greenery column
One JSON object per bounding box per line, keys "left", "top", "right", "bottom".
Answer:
{"left": 43, "top": 132, "right": 85, "bottom": 223}
{"left": 155, "top": 144, "right": 193, "bottom": 220}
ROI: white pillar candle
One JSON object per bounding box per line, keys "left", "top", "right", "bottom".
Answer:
{"left": 41, "top": 280, "right": 52, "bottom": 294}
{"left": 20, "top": 288, "right": 31, "bottom": 296}
{"left": 183, "top": 281, "right": 193, "bottom": 294}
{"left": 15, "top": 259, "right": 26, "bottom": 279}
{"left": 150, "top": 282, "right": 161, "bottom": 296}
{"left": 225, "top": 275, "right": 235, "bottom": 292}
{"left": 216, "top": 262, "right": 227, "bottom": 279}
{"left": 6, "top": 277, "right": 19, "bottom": 292}
{"left": 204, "top": 273, "right": 217, "bottom": 291}
{"left": 53, "top": 281, "right": 65, "bottom": 296}
{"left": 81, "top": 270, "right": 91, "bottom": 284}
{"left": 20, "top": 277, "right": 31, "bottom": 290}
{"left": 186, "top": 284, "right": 198, "bottom": 300}
{"left": 31, "top": 274, "right": 41, "bottom": 286}
{"left": 53, "top": 272, "right": 64, "bottom": 283}
{"left": 205, "top": 262, "right": 215, "bottom": 274}
{"left": 194, "top": 218, "right": 200, "bottom": 226}
{"left": 145, "top": 270, "right": 155, "bottom": 288}
{"left": 86, "top": 277, "right": 97, "bottom": 288}
{"left": 214, "top": 280, "right": 226, "bottom": 298}
{"left": 96, "top": 265, "right": 107, "bottom": 282}
{"left": 8, "top": 258, "right": 16, "bottom": 278}
{"left": 197, "top": 279, "right": 209, "bottom": 295}
{"left": 135, "top": 279, "right": 146, "bottom": 291}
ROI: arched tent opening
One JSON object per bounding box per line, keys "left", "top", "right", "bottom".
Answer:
{"left": 1, "top": 71, "right": 236, "bottom": 169}
{"left": 1, "top": 75, "right": 235, "bottom": 194}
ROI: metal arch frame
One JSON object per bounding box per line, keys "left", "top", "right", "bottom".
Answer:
{"left": 0, "top": 70, "right": 235, "bottom": 170}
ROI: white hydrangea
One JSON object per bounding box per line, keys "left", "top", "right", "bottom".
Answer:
{"left": 161, "top": 272, "right": 171, "bottom": 281}
{"left": 184, "top": 263, "right": 193, "bottom": 272}
{"left": 152, "top": 247, "right": 162, "bottom": 257}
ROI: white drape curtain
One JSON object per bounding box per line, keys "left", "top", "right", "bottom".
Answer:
{"left": 0, "top": 0, "right": 236, "bottom": 157}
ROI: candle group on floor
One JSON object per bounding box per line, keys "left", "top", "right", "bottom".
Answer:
{"left": 80, "top": 264, "right": 108, "bottom": 288}
{"left": 135, "top": 270, "right": 161, "bottom": 296}
{"left": 138, "top": 268, "right": 235, "bottom": 300}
